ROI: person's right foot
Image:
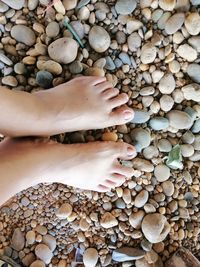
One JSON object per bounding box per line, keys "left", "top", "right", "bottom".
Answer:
{"left": 34, "top": 76, "right": 134, "bottom": 135}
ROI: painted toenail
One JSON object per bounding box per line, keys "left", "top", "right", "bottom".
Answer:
{"left": 127, "top": 146, "right": 136, "bottom": 156}
{"left": 124, "top": 111, "right": 133, "bottom": 120}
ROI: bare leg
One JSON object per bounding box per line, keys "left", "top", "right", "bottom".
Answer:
{"left": 0, "top": 138, "right": 136, "bottom": 206}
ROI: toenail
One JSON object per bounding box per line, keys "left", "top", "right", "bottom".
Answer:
{"left": 124, "top": 111, "right": 133, "bottom": 120}
{"left": 127, "top": 146, "right": 136, "bottom": 156}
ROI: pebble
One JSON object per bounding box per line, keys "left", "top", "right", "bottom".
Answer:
{"left": 129, "top": 210, "right": 145, "bottom": 229}
{"left": 182, "top": 84, "right": 200, "bottom": 102}
{"left": 167, "top": 110, "right": 193, "bottom": 129}
{"left": 37, "top": 60, "right": 62, "bottom": 75}
{"left": 69, "top": 61, "right": 83, "bottom": 74}
{"left": 115, "top": 199, "right": 126, "bottom": 209}
{"left": 70, "top": 21, "right": 85, "bottom": 39}
{"left": 46, "top": 21, "right": 60, "bottom": 38}
{"left": 115, "top": 0, "right": 137, "bottom": 15}
{"left": 11, "top": 228, "right": 25, "bottom": 251}
{"left": 165, "top": 13, "right": 185, "bottom": 34}
{"left": 158, "top": 74, "right": 176, "bottom": 94}
{"left": 154, "top": 164, "right": 170, "bottom": 182}
{"left": 140, "top": 86, "right": 155, "bottom": 96}
{"left": 132, "top": 158, "right": 154, "bottom": 172}
{"left": 63, "top": 0, "right": 77, "bottom": 10}
{"left": 119, "top": 52, "right": 131, "bottom": 65}
{"left": 128, "top": 32, "right": 141, "bottom": 52}
{"left": 176, "top": 44, "right": 197, "bottom": 62}
{"left": 14, "top": 63, "right": 26, "bottom": 75}
{"left": 36, "top": 70, "right": 53, "bottom": 89}
{"left": 100, "top": 212, "right": 118, "bottom": 228}
{"left": 26, "top": 231, "right": 35, "bottom": 245}
{"left": 182, "top": 131, "right": 195, "bottom": 144}
{"left": 28, "top": 0, "right": 39, "bottom": 10}
{"left": 55, "top": 203, "right": 72, "bottom": 219}
{"left": 187, "top": 64, "right": 200, "bottom": 83}
{"left": 188, "top": 36, "right": 200, "bottom": 52}
{"left": 89, "top": 26, "right": 110, "bottom": 53}
{"left": 157, "top": 139, "right": 172, "bottom": 152}
{"left": 131, "top": 109, "right": 150, "bottom": 124}
{"left": 149, "top": 117, "right": 169, "bottom": 130}
{"left": 2, "top": 75, "right": 18, "bottom": 87}
{"left": 112, "top": 247, "right": 145, "bottom": 262}
{"left": 126, "top": 19, "right": 143, "bottom": 34}
{"left": 0, "top": 53, "right": 13, "bottom": 66}
{"left": 185, "top": 12, "right": 200, "bottom": 36}
{"left": 105, "top": 56, "right": 115, "bottom": 70}
{"left": 84, "top": 67, "right": 105, "bottom": 77}
{"left": 181, "top": 144, "right": 194, "bottom": 157}
{"left": 135, "top": 190, "right": 149, "bottom": 208}
{"left": 0, "top": 1, "right": 9, "bottom": 12}
{"left": 30, "top": 260, "right": 46, "bottom": 267}
{"left": 140, "top": 43, "right": 157, "bottom": 64}
{"left": 42, "top": 235, "right": 56, "bottom": 252}
{"left": 161, "top": 181, "right": 174, "bottom": 196}
{"left": 143, "top": 146, "right": 159, "bottom": 159}
{"left": 48, "top": 38, "right": 78, "bottom": 64}
{"left": 192, "top": 119, "right": 200, "bottom": 133}
{"left": 35, "top": 244, "right": 53, "bottom": 264}
{"left": 142, "top": 213, "right": 170, "bottom": 243}
{"left": 160, "top": 95, "right": 174, "bottom": 112}
{"left": 83, "top": 248, "right": 98, "bottom": 267}
{"left": 131, "top": 128, "right": 151, "bottom": 150}
{"left": 11, "top": 25, "right": 36, "bottom": 46}
{"left": 1, "top": 0, "right": 24, "bottom": 9}
{"left": 159, "top": 0, "right": 176, "bottom": 10}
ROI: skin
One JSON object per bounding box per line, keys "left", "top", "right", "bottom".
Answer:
{"left": 0, "top": 76, "right": 136, "bottom": 206}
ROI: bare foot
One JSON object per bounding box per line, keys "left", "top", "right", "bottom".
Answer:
{"left": 35, "top": 76, "right": 134, "bottom": 135}
{"left": 0, "top": 138, "right": 136, "bottom": 204}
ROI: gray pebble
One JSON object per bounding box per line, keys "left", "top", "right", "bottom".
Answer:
{"left": 131, "top": 109, "right": 150, "bottom": 124}
{"left": 131, "top": 128, "right": 151, "bottom": 150}
{"left": 149, "top": 117, "right": 169, "bottom": 130}
{"left": 184, "top": 107, "right": 197, "bottom": 121}
{"left": 114, "top": 58, "right": 123, "bottom": 68}
{"left": 187, "top": 63, "right": 200, "bottom": 84}
{"left": 69, "top": 61, "right": 83, "bottom": 74}
{"left": 140, "top": 239, "right": 152, "bottom": 252}
{"left": 118, "top": 52, "right": 131, "bottom": 65}
{"left": 157, "top": 139, "right": 172, "bottom": 152}
{"left": 112, "top": 247, "right": 145, "bottom": 262}
{"left": 70, "top": 21, "right": 85, "bottom": 39}
{"left": 115, "top": 199, "right": 126, "bottom": 209}
{"left": 115, "top": 0, "right": 137, "bottom": 15}
{"left": 182, "top": 131, "right": 195, "bottom": 144}
{"left": 36, "top": 70, "right": 53, "bottom": 89}
{"left": 77, "top": 0, "right": 90, "bottom": 9}
{"left": 0, "top": 53, "right": 13, "bottom": 66}
{"left": 105, "top": 56, "right": 116, "bottom": 70}
{"left": 191, "top": 118, "right": 200, "bottom": 133}
{"left": 0, "top": 1, "right": 9, "bottom": 12}
{"left": 116, "top": 31, "right": 126, "bottom": 44}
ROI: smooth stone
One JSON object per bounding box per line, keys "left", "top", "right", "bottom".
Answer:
{"left": 135, "top": 190, "right": 149, "bottom": 208}
{"left": 114, "top": 58, "right": 123, "bottom": 68}
{"left": 131, "top": 109, "right": 150, "bottom": 124}
{"left": 181, "top": 144, "right": 194, "bottom": 157}
{"left": 35, "top": 244, "right": 53, "bottom": 264}
{"left": 167, "top": 110, "right": 193, "bottom": 129}
{"left": 70, "top": 21, "right": 85, "bottom": 39}
{"left": 89, "top": 26, "right": 110, "bottom": 53}
{"left": 83, "top": 248, "right": 98, "bottom": 267}
{"left": 189, "top": 151, "right": 200, "bottom": 161}
{"left": 158, "top": 12, "right": 171, "bottom": 29}
{"left": 118, "top": 52, "right": 131, "bottom": 65}
{"left": 182, "top": 84, "right": 200, "bottom": 102}
{"left": 55, "top": 203, "right": 72, "bottom": 219}
{"left": 165, "top": 13, "right": 185, "bottom": 34}
{"left": 1, "top": 0, "right": 24, "bottom": 9}
{"left": 132, "top": 158, "right": 154, "bottom": 172}
{"left": 115, "top": 0, "right": 137, "bottom": 15}
{"left": 77, "top": 0, "right": 90, "bottom": 9}
{"left": 128, "top": 32, "right": 141, "bottom": 52}
{"left": 0, "top": 1, "right": 9, "bottom": 12}
{"left": 36, "top": 70, "right": 53, "bottom": 89}
{"left": 184, "top": 107, "right": 197, "bottom": 121}
{"left": 193, "top": 135, "right": 200, "bottom": 150}
{"left": 185, "top": 12, "right": 200, "bottom": 36}
{"left": 129, "top": 210, "right": 145, "bottom": 229}
{"left": 0, "top": 53, "right": 13, "bottom": 66}
{"left": 158, "top": 74, "right": 175, "bottom": 94}
{"left": 141, "top": 239, "right": 152, "bottom": 252}
{"left": 160, "top": 95, "right": 174, "bottom": 112}
{"left": 187, "top": 64, "right": 200, "bottom": 83}
{"left": 131, "top": 128, "right": 151, "bottom": 150}
{"left": 183, "top": 170, "right": 192, "bottom": 184}
{"left": 116, "top": 31, "right": 126, "bottom": 44}
{"left": 2, "top": 76, "right": 18, "bottom": 87}
{"left": 14, "top": 63, "right": 26, "bottom": 74}
{"left": 69, "top": 61, "right": 83, "bottom": 74}
{"left": 140, "top": 86, "right": 155, "bottom": 96}
{"left": 46, "top": 21, "right": 60, "bottom": 38}
{"left": 28, "top": 0, "right": 39, "bottom": 10}
{"left": 154, "top": 164, "right": 170, "bottom": 182}
{"left": 105, "top": 56, "right": 116, "bottom": 70}
{"left": 11, "top": 25, "right": 36, "bottom": 46}
{"left": 30, "top": 260, "right": 45, "bottom": 267}
{"left": 126, "top": 19, "right": 143, "bottom": 34}
{"left": 93, "top": 58, "right": 106, "bottom": 69}
{"left": 157, "top": 139, "right": 172, "bottom": 152}
{"left": 182, "top": 131, "right": 195, "bottom": 144}
{"left": 115, "top": 199, "right": 126, "bottom": 209}
{"left": 142, "top": 213, "right": 170, "bottom": 243}
{"left": 42, "top": 235, "right": 56, "bottom": 252}
{"left": 100, "top": 212, "right": 118, "bottom": 228}
{"left": 140, "top": 43, "right": 157, "bottom": 64}
{"left": 159, "top": 0, "right": 176, "bottom": 10}
{"left": 63, "top": 0, "right": 77, "bottom": 10}
{"left": 11, "top": 228, "right": 25, "bottom": 251}
{"left": 191, "top": 119, "right": 200, "bottom": 133}
{"left": 188, "top": 36, "right": 200, "bottom": 53}
{"left": 143, "top": 146, "right": 159, "bottom": 160}
{"left": 112, "top": 247, "right": 145, "bottom": 262}
{"left": 84, "top": 67, "right": 105, "bottom": 77}
{"left": 177, "top": 44, "right": 197, "bottom": 62}
{"left": 144, "top": 204, "right": 157, "bottom": 213}
{"left": 149, "top": 117, "right": 169, "bottom": 130}
{"left": 37, "top": 60, "right": 62, "bottom": 75}
{"left": 48, "top": 38, "right": 78, "bottom": 64}
{"left": 26, "top": 231, "right": 35, "bottom": 245}
{"left": 161, "top": 181, "right": 174, "bottom": 196}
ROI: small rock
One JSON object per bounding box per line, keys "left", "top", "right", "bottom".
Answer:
{"left": 28, "top": 0, "right": 39, "bottom": 10}
{"left": 35, "top": 244, "right": 53, "bottom": 264}
{"left": 22, "top": 253, "right": 36, "bottom": 267}
{"left": 140, "top": 43, "right": 157, "bottom": 64}
{"left": 42, "top": 235, "right": 56, "bottom": 252}
{"left": 177, "top": 44, "right": 197, "bottom": 62}
{"left": 131, "top": 128, "right": 151, "bottom": 150}
{"left": 158, "top": 74, "right": 176, "bottom": 94}
{"left": 159, "top": 0, "right": 176, "bottom": 10}
{"left": 11, "top": 25, "right": 36, "bottom": 46}
{"left": 149, "top": 117, "right": 169, "bottom": 130}
{"left": 165, "top": 13, "right": 185, "bottom": 34}
{"left": 115, "top": 199, "right": 126, "bottom": 209}
{"left": 2, "top": 75, "right": 18, "bottom": 87}
{"left": 37, "top": 60, "right": 62, "bottom": 75}
{"left": 69, "top": 61, "right": 83, "bottom": 74}
{"left": 160, "top": 95, "right": 174, "bottom": 112}
{"left": 126, "top": 19, "right": 143, "bottom": 34}
{"left": 182, "top": 84, "right": 200, "bottom": 102}
{"left": 115, "top": 0, "right": 137, "bottom": 15}
{"left": 84, "top": 67, "right": 105, "bottom": 77}
{"left": 36, "top": 70, "right": 53, "bottom": 89}
{"left": 55, "top": 203, "right": 72, "bottom": 219}
{"left": 157, "top": 139, "right": 172, "bottom": 152}
{"left": 161, "top": 181, "right": 174, "bottom": 196}
{"left": 142, "top": 213, "right": 170, "bottom": 243}
{"left": 0, "top": 53, "right": 13, "bottom": 66}
{"left": 167, "top": 110, "right": 193, "bottom": 129}
{"left": 112, "top": 247, "right": 145, "bottom": 262}
{"left": 30, "top": 260, "right": 46, "bottom": 267}
{"left": 48, "top": 38, "right": 78, "bottom": 64}
{"left": 145, "top": 250, "right": 158, "bottom": 264}
{"left": 135, "top": 190, "right": 149, "bottom": 208}
{"left": 188, "top": 36, "right": 200, "bottom": 52}
{"left": 70, "top": 21, "right": 85, "bottom": 39}
{"left": 187, "top": 64, "right": 200, "bottom": 83}
{"left": 63, "top": 0, "right": 77, "bottom": 10}
{"left": 129, "top": 210, "right": 145, "bottom": 229}
{"left": 154, "top": 164, "right": 170, "bottom": 182}
{"left": 182, "top": 131, "right": 195, "bottom": 144}
{"left": 83, "top": 248, "right": 98, "bottom": 267}
{"left": 105, "top": 56, "right": 116, "bottom": 70}
{"left": 26, "top": 231, "right": 36, "bottom": 245}
{"left": 89, "top": 26, "right": 110, "bottom": 53}
{"left": 181, "top": 144, "right": 194, "bottom": 157}
{"left": 132, "top": 158, "right": 154, "bottom": 172}
{"left": 131, "top": 109, "right": 150, "bottom": 124}
{"left": 141, "top": 239, "right": 152, "bottom": 252}
{"left": 128, "top": 32, "right": 141, "bottom": 52}
{"left": 185, "top": 12, "right": 200, "bottom": 36}
{"left": 11, "top": 228, "right": 25, "bottom": 251}
{"left": 143, "top": 146, "right": 159, "bottom": 159}
{"left": 100, "top": 212, "right": 118, "bottom": 228}
{"left": 192, "top": 119, "right": 200, "bottom": 133}
{"left": 1, "top": 0, "right": 24, "bottom": 9}
{"left": 46, "top": 21, "right": 60, "bottom": 38}
{"left": 0, "top": 1, "right": 9, "bottom": 12}
{"left": 14, "top": 63, "right": 26, "bottom": 74}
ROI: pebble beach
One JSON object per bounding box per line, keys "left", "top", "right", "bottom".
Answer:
{"left": 0, "top": 0, "right": 200, "bottom": 266}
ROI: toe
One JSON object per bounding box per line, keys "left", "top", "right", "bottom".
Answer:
{"left": 109, "top": 106, "right": 134, "bottom": 125}
{"left": 95, "top": 81, "right": 113, "bottom": 92}
{"left": 113, "top": 164, "right": 134, "bottom": 177}
{"left": 101, "top": 179, "right": 117, "bottom": 189}
{"left": 109, "top": 93, "right": 129, "bottom": 108}
{"left": 77, "top": 76, "right": 106, "bottom": 85}
{"left": 101, "top": 88, "right": 119, "bottom": 100}
{"left": 109, "top": 174, "right": 126, "bottom": 186}
{"left": 110, "top": 142, "right": 137, "bottom": 160}
{"left": 97, "top": 184, "right": 111, "bottom": 192}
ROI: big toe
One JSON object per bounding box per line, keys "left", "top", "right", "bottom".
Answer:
{"left": 109, "top": 106, "right": 134, "bottom": 126}
{"left": 111, "top": 141, "right": 137, "bottom": 160}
